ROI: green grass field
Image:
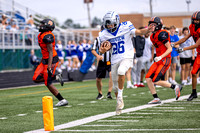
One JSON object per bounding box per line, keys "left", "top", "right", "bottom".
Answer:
{"left": 0, "top": 78, "right": 200, "bottom": 133}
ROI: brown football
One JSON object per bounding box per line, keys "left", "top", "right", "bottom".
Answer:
{"left": 102, "top": 41, "right": 111, "bottom": 47}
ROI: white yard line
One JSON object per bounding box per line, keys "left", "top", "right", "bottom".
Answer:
{"left": 24, "top": 92, "right": 200, "bottom": 133}
{"left": 0, "top": 117, "right": 7, "bottom": 119}
{"left": 17, "top": 114, "right": 27, "bottom": 116}
{"left": 127, "top": 112, "right": 163, "bottom": 115}
{"left": 35, "top": 111, "right": 42, "bottom": 113}
{"left": 59, "top": 128, "right": 200, "bottom": 132}
{"left": 97, "top": 120, "right": 139, "bottom": 122}
{"left": 112, "top": 116, "right": 151, "bottom": 119}
{"left": 81, "top": 125, "right": 122, "bottom": 127}
{"left": 142, "top": 110, "right": 200, "bottom": 112}
{"left": 152, "top": 107, "right": 185, "bottom": 109}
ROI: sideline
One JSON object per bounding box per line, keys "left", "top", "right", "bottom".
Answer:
{"left": 24, "top": 92, "right": 200, "bottom": 133}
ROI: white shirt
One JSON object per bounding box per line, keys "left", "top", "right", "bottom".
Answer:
{"left": 179, "top": 35, "right": 195, "bottom": 58}
{"left": 98, "top": 21, "right": 136, "bottom": 65}
{"left": 142, "top": 37, "right": 152, "bottom": 60}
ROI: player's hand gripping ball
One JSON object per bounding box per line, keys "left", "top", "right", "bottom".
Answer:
{"left": 101, "top": 41, "right": 112, "bottom": 50}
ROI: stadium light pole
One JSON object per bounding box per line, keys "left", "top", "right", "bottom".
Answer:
{"left": 186, "top": 0, "right": 191, "bottom": 12}
{"left": 149, "top": 0, "right": 153, "bottom": 18}
{"left": 84, "top": 0, "right": 92, "bottom": 28}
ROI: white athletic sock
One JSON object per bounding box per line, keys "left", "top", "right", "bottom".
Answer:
{"left": 127, "top": 81, "right": 131, "bottom": 86}
{"left": 117, "top": 88, "right": 123, "bottom": 98}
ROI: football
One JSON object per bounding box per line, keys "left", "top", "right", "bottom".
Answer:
{"left": 101, "top": 41, "right": 112, "bottom": 50}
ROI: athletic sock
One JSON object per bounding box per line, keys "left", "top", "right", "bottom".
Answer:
{"left": 170, "top": 84, "right": 176, "bottom": 90}
{"left": 127, "top": 81, "right": 131, "bottom": 86}
{"left": 192, "top": 89, "right": 197, "bottom": 94}
{"left": 56, "top": 93, "right": 64, "bottom": 101}
{"left": 107, "top": 92, "right": 111, "bottom": 95}
{"left": 117, "top": 88, "right": 123, "bottom": 98}
{"left": 153, "top": 93, "right": 159, "bottom": 98}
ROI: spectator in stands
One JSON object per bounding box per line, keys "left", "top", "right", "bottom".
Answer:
{"left": 55, "top": 40, "right": 64, "bottom": 73}
{"left": 27, "top": 15, "right": 34, "bottom": 28}
{"left": 71, "top": 40, "right": 79, "bottom": 70}
{"left": 179, "top": 27, "right": 195, "bottom": 85}
{"left": 22, "top": 26, "right": 32, "bottom": 46}
{"left": 65, "top": 40, "right": 72, "bottom": 71}
{"left": 29, "top": 49, "right": 40, "bottom": 70}
{"left": 0, "top": 14, "right": 8, "bottom": 30}
{"left": 10, "top": 21, "right": 19, "bottom": 31}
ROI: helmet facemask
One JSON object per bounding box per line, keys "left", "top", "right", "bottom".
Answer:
{"left": 103, "top": 11, "right": 120, "bottom": 33}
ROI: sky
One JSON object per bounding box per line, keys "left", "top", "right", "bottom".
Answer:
{"left": 11, "top": 0, "right": 200, "bottom": 27}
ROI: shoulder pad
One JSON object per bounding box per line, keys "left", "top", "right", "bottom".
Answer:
{"left": 122, "top": 21, "right": 135, "bottom": 30}
{"left": 43, "top": 34, "right": 54, "bottom": 44}
{"left": 158, "top": 31, "right": 169, "bottom": 42}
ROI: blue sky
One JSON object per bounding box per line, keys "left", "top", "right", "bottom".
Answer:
{"left": 13, "top": 0, "right": 199, "bottom": 26}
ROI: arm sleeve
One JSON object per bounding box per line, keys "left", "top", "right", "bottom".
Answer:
{"left": 126, "top": 21, "right": 136, "bottom": 37}
{"left": 158, "top": 31, "right": 169, "bottom": 44}
{"left": 43, "top": 34, "right": 54, "bottom": 44}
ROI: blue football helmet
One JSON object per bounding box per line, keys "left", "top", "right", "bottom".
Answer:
{"left": 103, "top": 11, "right": 120, "bottom": 32}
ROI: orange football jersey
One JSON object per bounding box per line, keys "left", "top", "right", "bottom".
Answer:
{"left": 38, "top": 31, "right": 57, "bottom": 59}
{"left": 150, "top": 29, "right": 171, "bottom": 58}
{"left": 189, "top": 24, "right": 200, "bottom": 53}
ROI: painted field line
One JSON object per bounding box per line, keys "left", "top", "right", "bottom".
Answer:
{"left": 0, "top": 117, "right": 7, "bottom": 120}
{"left": 17, "top": 114, "right": 27, "bottom": 116}
{"left": 112, "top": 116, "right": 151, "bottom": 119}
{"left": 127, "top": 112, "right": 162, "bottom": 115}
{"left": 24, "top": 92, "right": 200, "bottom": 133}
{"left": 142, "top": 110, "right": 200, "bottom": 112}
{"left": 97, "top": 120, "right": 139, "bottom": 122}
{"left": 81, "top": 125, "right": 122, "bottom": 127}
{"left": 59, "top": 128, "right": 200, "bottom": 132}
{"left": 152, "top": 107, "right": 185, "bottom": 109}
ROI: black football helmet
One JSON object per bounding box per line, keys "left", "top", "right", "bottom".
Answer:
{"left": 148, "top": 16, "right": 163, "bottom": 32}
{"left": 191, "top": 11, "right": 200, "bottom": 30}
{"left": 39, "top": 19, "right": 55, "bottom": 32}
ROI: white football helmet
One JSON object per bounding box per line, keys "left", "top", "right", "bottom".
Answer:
{"left": 103, "top": 11, "right": 120, "bottom": 32}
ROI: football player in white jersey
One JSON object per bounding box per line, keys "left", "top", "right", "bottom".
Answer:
{"left": 99, "top": 11, "right": 153, "bottom": 115}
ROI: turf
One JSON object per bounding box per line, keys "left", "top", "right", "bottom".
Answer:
{"left": 0, "top": 78, "right": 200, "bottom": 133}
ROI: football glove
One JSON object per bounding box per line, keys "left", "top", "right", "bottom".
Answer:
{"left": 154, "top": 56, "right": 162, "bottom": 62}
{"left": 177, "top": 47, "right": 184, "bottom": 53}
{"left": 171, "top": 43, "right": 175, "bottom": 48}
{"left": 47, "top": 68, "right": 53, "bottom": 77}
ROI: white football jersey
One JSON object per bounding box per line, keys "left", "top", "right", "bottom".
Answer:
{"left": 99, "top": 21, "right": 136, "bottom": 65}
{"left": 179, "top": 35, "right": 195, "bottom": 58}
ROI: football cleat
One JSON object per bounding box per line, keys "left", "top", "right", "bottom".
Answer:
{"left": 148, "top": 98, "right": 161, "bottom": 104}
{"left": 116, "top": 97, "right": 124, "bottom": 115}
{"left": 175, "top": 85, "right": 183, "bottom": 100}
{"left": 56, "top": 74, "right": 64, "bottom": 86}
{"left": 187, "top": 93, "right": 197, "bottom": 101}
{"left": 96, "top": 93, "right": 104, "bottom": 100}
{"left": 127, "top": 84, "right": 137, "bottom": 88}
{"left": 107, "top": 93, "right": 113, "bottom": 99}
{"left": 55, "top": 99, "right": 68, "bottom": 107}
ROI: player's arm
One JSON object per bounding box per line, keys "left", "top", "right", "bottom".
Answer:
{"left": 135, "top": 28, "right": 150, "bottom": 36}
{"left": 151, "top": 45, "right": 155, "bottom": 62}
{"left": 154, "top": 31, "right": 172, "bottom": 62}
{"left": 99, "top": 41, "right": 111, "bottom": 54}
{"left": 160, "top": 41, "right": 172, "bottom": 59}
{"left": 174, "top": 33, "right": 191, "bottom": 46}
{"left": 43, "top": 34, "right": 54, "bottom": 70}
{"left": 183, "top": 38, "right": 200, "bottom": 51}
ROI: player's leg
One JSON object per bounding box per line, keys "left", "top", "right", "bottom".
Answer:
{"left": 32, "top": 62, "right": 44, "bottom": 83}
{"left": 153, "top": 58, "right": 182, "bottom": 100}
{"left": 95, "top": 61, "right": 107, "bottom": 99}
{"left": 180, "top": 57, "right": 186, "bottom": 85}
{"left": 185, "top": 58, "right": 192, "bottom": 85}
{"left": 145, "top": 62, "right": 160, "bottom": 104}
{"left": 107, "top": 66, "right": 113, "bottom": 99}
{"left": 188, "top": 57, "right": 200, "bottom": 101}
{"left": 126, "top": 68, "right": 136, "bottom": 88}
{"left": 44, "top": 63, "right": 68, "bottom": 106}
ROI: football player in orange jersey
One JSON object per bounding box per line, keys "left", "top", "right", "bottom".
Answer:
{"left": 32, "top": 19, "right": 68, "bottom": 106}
{"left": 145, "top": 17, "right": 182, "bottom": 104}
{"left": 174, "top": 11, "right": 200, "bottom": 101}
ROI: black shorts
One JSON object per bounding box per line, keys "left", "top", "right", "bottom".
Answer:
{"left": 191, "top": 57, "right": 196, "bottom": 66}
{"left": 180, "top": 57, "right": 192, "bottom": 65}
{"left": 96, "top": 61, "right": 111, "bottom": 78}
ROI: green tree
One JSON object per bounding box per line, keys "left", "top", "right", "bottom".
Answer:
{"left": 91, "top": 16, "right": 102, "bottom": 28}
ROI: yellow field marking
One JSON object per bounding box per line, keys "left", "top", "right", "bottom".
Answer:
{"left": 1, "top": 85, "right": 94, "bottom": 98}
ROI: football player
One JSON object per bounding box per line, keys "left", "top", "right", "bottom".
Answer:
{"left": 99, "top": 11, "right": 153, "bottom": 115}
{"left": 32, "top": 19, "right": 68, "bottom": 106}
{"left": 174, "top": 11, "right": 200, "bottom": 101}
{"left": 145, "top": 17, "right": 182, "bottom": 104}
